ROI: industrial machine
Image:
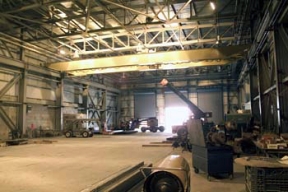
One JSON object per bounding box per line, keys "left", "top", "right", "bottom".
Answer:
{"left": 115, "top": 117, "right": 164, "bottom": 133}
{"left": 160, "top": 79, "right": 214, "bottom": 147}
{"left": 160, "top": 79, "right": 234, "bottom": 180}
{"left": 225, "top": 112, "right": 252, "bottom": 139}
{"left": 116, "top": 119, "right": 139, "bottom": 131}
{"left": 187, "top": 120, "right": 233, "bottom": 180}
{"left": 142, "top": 155, "right": 190, "bottom": 192}
{"left": 138, "top": 117, "right": 165, "bottom": 133}
{"left": 63, "top": 118, "right": 94, "bottom": 138}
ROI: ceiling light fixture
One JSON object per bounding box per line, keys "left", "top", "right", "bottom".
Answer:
{"left": 59, "top": 49, "right": 66, "bottom": 55}
{"left": 148, "top": 49, "right": 156, "bottom": 53}
{"left": 136, "top": 43, "right": 143, "bottom": 52}
{"left": 210, "top": 1, "right": 216, "bottom": 10}
{"left": 216, "top": 35, "right": 221, "bottom": 44}
{"left": 73, "top": 50, "right": 79, "bottom": 58}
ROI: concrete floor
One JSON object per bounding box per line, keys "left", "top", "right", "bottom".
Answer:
{"left": 0, "top": 132, "right": 246, "bottom": 192}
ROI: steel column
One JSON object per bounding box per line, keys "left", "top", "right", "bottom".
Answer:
{"left": 256, "top": 55, "right": 265, "bottom": 130}
{"left": 55, "top": 78, "right": 64, "bottom": 130}
{"left": 18, "top": 70, "right": 27, "bottom": 136}
{"left": 87, "top": 88, "right": 102, "bottom": 121}
{"left": 100, "top": 90, "right": 107, "bottom": 124}
{"left": 273, "top": 28, "right": 288, "bottom": 133}
{"left": 249, "top": 64, "right": 261, "bottom": 123}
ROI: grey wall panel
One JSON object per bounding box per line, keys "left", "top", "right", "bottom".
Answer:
{"left": 198, "top": 91, "right": 223, "bottom": 124}
{"left": 26, "top": 78, "right": 57, "bottom": 100}
{"left": 63, "top": 84, "right": 81, "bottom": 103}
{"left": 134, "top": 93, "right": 156, "bottom": 118}
{"left": 26, "top": 86, "right": 56, "bottom": 100}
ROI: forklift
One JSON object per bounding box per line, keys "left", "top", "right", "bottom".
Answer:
{"left": 63, "top": 119, "right": 94, "bottom": 138}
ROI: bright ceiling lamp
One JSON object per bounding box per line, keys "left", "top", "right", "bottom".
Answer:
{"left": 216, "top": 35, "right": 221, "bottom": 44}
{"left": 72, "top": 50, "right": 80, "bottom": 58}
{"left": 210, "top": 1, "right": 216, "bottom": 10}
{"left": 59, "top": 49, "right": 66, "bottom": 55}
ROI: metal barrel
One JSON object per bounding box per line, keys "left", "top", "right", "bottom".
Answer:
{"left": 143, "top": 155, "right": 190, "bottom": 192}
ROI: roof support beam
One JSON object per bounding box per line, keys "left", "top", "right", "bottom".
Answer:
{"left": 48, "top": 44, "right": 250, "bottom": 75}
{"left": 66, "top": 59, "right": 233, "bottom": 76}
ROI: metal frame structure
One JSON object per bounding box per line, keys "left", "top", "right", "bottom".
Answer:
{"left": 82, "top": 85, "right": 119, "bottom": 130}
{"left": 0, "top": 0, "right": 251, "bottom": 85}
{"left": 0, "top": 59, "right": 119, "bottom": 137}
{"left": 250, "top": 27, "right": 288, "bottom": 134}
{"left": 0, "top": 0, "right": 287, "bottom": 134}
{"left": 0, "top": 58, "right": 61, "bottom": 138}
{"left": 245, "top": 1, "right": 288, "bottom": 134}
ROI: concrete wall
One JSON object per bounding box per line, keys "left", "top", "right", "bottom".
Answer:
{"left": 25, "top": 105, "right": 56, "bottom": 137}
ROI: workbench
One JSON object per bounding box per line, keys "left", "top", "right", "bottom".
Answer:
{"left": 254, "top": 141, "right": 288, "bottom": 158}
{"left": 235, "top": 156, "right": 288, "bottom": 192}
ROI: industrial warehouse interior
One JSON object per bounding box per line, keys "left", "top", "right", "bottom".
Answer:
{"left": 0, "top": 0, "right": 288, "bottom": 192}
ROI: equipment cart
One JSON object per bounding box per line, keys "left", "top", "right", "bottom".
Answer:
{"left": 189, "top": 120, "right": 234, "bottom": 181}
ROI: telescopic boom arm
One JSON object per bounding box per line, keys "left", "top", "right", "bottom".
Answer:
{"left": 160, "top": 78, "right": 206, "bottom": 119}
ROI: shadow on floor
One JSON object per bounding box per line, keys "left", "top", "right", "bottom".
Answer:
{"left": 194, "top": 172, "right": 245, "bottom": 184}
